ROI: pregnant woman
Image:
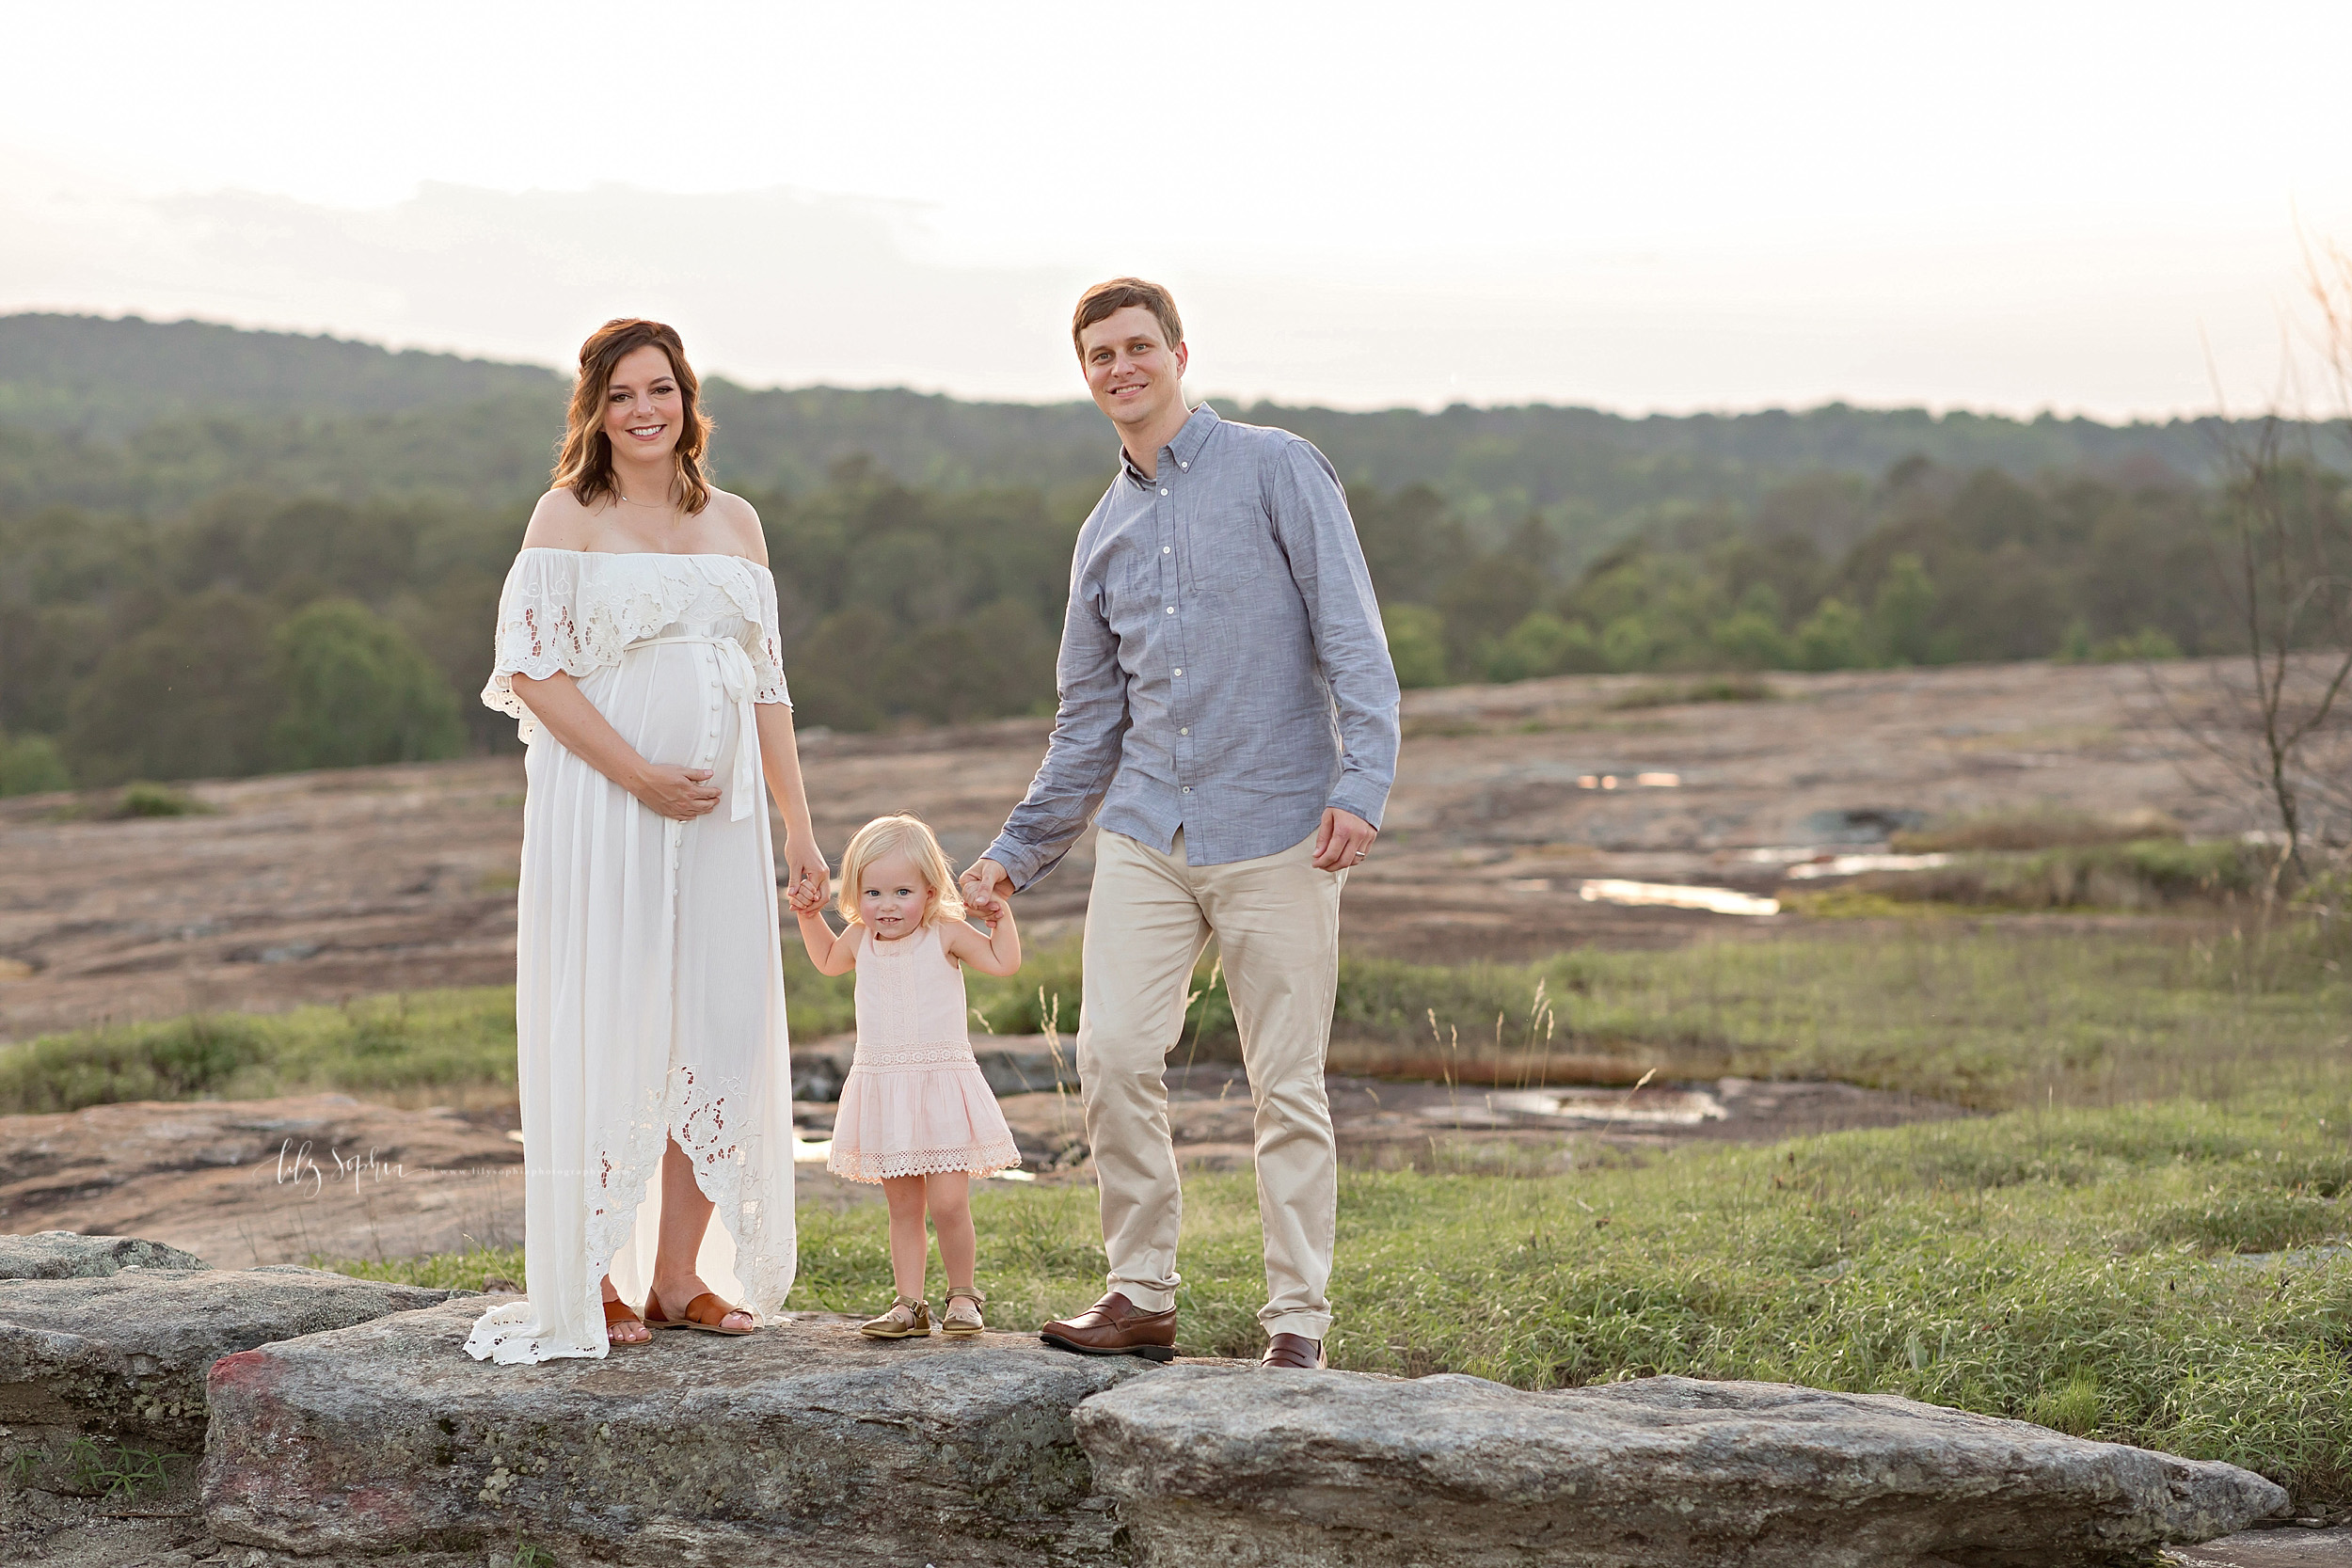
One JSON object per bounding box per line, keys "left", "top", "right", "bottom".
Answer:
{"left": 465, "top": 318, "right": 828, "bottom": 1362}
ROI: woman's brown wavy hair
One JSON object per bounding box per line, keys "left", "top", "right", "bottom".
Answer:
{"left": 551, "top": 318, "right": 715, "bottom": 513}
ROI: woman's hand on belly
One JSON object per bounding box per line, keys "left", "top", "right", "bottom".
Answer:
{"left": 631, "top": 763, "right": 723, "bottom": 821}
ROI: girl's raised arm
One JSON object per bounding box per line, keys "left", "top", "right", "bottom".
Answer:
{"left": 796, "top": 908, "right": 860, "bottom": 976}
{"left": 942, "top": 900, "right": 1022, "bottom": 977}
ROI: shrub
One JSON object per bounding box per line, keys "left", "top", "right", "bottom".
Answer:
{"left": 1793, "top": 597, "right": 1867, "bottom": 670}
{"left": 1851, "top": 839, "right": 2269, "bottom": 911}
{"left": 1894, "top": 806, "right": 2185, "bottom": 853}
{"left": 117, "top": 781, "right": 206, "bottom": 817}
{"left": 1610, "top": 675, "right": 1774, "bottom": 710}
{"left": 1381, "top": 604, "right": 1450, "bottom": 689}
{"left": 269, "top": 598, "right": 466, "bottom": 769}
{"left": 1870, "top": 552, "right": 1939, "bottom": 664}
{"left": 1485, "top": 611, "right": 1599, "bottom": 682}
{"left": 1708, "top": 609, "right": 1791, "bottom": 670}
{"left": 0, "top": 732, "right": 72, "bottom": 796}
{"left": 63, "top": 590, "right": 283, "bottom": 784}
{"left": 1600, "top": 613, "right": 1656, "bottom": 672}
{"left": 0, "top": 1017, "right": 269, "bottom": 1113}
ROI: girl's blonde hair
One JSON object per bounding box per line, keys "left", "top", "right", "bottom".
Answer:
{"left": 836, "top": 814, "right": 965, "bottom": 927}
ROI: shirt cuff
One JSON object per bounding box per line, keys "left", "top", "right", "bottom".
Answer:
{"left": 1325, "top": 784, "right": 1388, "bottom": 832}
{"left": 981, "top": 832, "right": 1052, "bottom": 893}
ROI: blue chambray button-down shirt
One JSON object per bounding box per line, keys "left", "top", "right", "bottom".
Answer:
{"left": 982, "top": 404, "right": 1402, "bottom": 890}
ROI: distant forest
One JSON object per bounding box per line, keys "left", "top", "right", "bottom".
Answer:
{"left": 0, "top": 312, "right": 2326, "bottom": 792}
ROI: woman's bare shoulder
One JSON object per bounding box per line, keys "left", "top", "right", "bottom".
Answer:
{"left": 704, "top": 489, "right": 768, "bottom": 564}
{"left": 519, "top": 488, "right": 597, "bottom": 550}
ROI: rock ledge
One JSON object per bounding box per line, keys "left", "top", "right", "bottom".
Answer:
{"left": 1074, "top": 1368, "right": 2289, "bottom": 1567}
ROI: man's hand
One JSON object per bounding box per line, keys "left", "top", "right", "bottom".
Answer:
{"left": 1311, "top": 807, "right": 1376, "bottom": 872}
{"left": 960, "top": 856, "right": 1014, "bottom": 919}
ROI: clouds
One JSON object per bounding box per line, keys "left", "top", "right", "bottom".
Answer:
{"left": 5, "top": 0, "right": 2351, "bottom": 417}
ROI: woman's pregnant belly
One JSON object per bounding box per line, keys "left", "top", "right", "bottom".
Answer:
{"left": 575, "top": 641, "right": 743, "bottom": 791}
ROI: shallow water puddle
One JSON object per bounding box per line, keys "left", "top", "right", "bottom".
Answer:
{"left": 1578, "top": 879, "right": 1780, "bottom": 916}
{"left": 1418, "top": 1086, "right": 1730, "bottom": 1127}
{"left": 1785, "top": 852, "right": 1953, "bottom": 879}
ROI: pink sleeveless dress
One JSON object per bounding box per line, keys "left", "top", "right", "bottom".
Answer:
{"left": 827, "top": 922, "right": 1022, "bottom": 1182}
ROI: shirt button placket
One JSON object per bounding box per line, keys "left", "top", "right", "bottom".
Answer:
{"left": 1159, "top": 467, "right": 1192, "bottom": 835}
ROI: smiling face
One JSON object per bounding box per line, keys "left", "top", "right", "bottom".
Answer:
{"left": 1079, "top": 305, "right": 1189, "bottom": 433}
{"left": 857, "top": 850, "right": 936, "bottom": 941}
{"left": 601, "top": 343, "right": 685, "bottom": 466}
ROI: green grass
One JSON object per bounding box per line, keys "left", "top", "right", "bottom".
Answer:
{"left": 8, "top": 884, "right": 2343, "bottom": 1497}
{"left": 334, "top": 1099, "right": 2352, "bottom": 1503}
{"left": 0, "top": 991, "right": 518, "bottom": 1113}
{"left": 1607, "top": 674, "right": 1776, "bottom": 709}
{"left": 1892, "top": 804, "right": 2184, "bottom": 853}
{"left": 1828, "top": 840, "right": 2275, "bottom": 912}
{"left": 8, "top": 917, "right": 2345, "bottom": 1116}
{"left": 114, "top": 912, "right": 2323, "bottom": 1503}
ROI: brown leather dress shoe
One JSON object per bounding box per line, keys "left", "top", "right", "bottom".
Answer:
{"left": 1257, "top": 1332, "right": 1326, "bottom": 1370}
{"left": 1039, "top": 1291, "right": 1178, "bottom": 1362}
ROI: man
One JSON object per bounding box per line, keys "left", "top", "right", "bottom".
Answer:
{"left": 960, "top": 278, "right": 1399, "bottom": 1371}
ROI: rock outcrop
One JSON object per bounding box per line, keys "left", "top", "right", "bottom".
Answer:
{"left": 1073, "top": 1369, "right": 2290, "bottom": 1568}
{"left": 0, "top": 1229, "right": 209, "bottom": 1278}
{"left": 203, "top": 1299, "right": 1159, "bottom": 1567}
{"left": 0, "top": 1262, "right": 446, "bottom": 1450}
{"left": 0, "top": 1095, "right": 522, "bottom": 1267}
{"left": 0, "top": 1243, "right": 2292, "bottom": 1567}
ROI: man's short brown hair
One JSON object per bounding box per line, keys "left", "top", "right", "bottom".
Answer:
{"left": 1072, "top": 277, "right": 1184, "bottom": 357}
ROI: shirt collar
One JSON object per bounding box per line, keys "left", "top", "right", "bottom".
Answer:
{"left": 1120, "top": 403, "right": 1222, "bottom": 487}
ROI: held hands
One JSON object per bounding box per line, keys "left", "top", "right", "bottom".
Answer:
{"left": 959, "top": 857, "right": 1013, "bottom": 920}
{"left": 784, "top": 838, "right": 830, "bottom": 915}
{"left": 634, "top": 764, "right": 722, "bottom": 821}
{"left": 1311, "top": 807, "right": 1376, "bottom": 872}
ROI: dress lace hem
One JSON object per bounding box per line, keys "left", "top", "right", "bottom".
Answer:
{"left": 461, "top": 1058, "right": 795, "bottom": 1365}
{"left": 826, "top": 1138, "right": 1023, "bottom": 1183}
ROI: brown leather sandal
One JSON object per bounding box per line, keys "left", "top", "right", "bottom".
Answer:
{"left": 645, "top": 1289, "right": 755, "bottom": 1336}
{"left": 603, "top": 1295, "right": 650, "bottom": 1348}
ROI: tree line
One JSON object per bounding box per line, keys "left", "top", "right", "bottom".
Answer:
{"left": 1364, "top": 456, "right": 2235, "bottom": 688}
{"left": 3, "top": 312, "right": 2331, "bottom": 796}
{"left": 1, "top": 445, "right": 2296, "bottom": 795}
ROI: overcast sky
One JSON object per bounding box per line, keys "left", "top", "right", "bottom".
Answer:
{"left": 6, "top": 1, "right": 2350, "bottom": 417}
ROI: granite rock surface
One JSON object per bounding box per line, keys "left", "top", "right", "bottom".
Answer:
{"left": 1073, "top": 1368, "right": 2290, "bottom": 1568}
{"left": 0, "top": 1263, "right": 446, "bottom": 1449}
{"left": 0, "top": 1229, "right": 210, "bottom": 1279}
{"left": 202, "top": 1299, "right": 1159, "bottom": 1567}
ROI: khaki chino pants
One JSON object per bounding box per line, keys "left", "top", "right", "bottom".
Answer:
{"left": 1077, "top": 827, "right": 1345, "bottom": 1339}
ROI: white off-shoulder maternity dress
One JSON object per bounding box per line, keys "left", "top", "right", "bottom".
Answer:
{"left": 465, "top": 547, "right": 799, "bottom": 1364}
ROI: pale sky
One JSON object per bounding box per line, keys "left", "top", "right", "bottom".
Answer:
{"left": 6, "top": 1, "right": 2350, "bottom": 417}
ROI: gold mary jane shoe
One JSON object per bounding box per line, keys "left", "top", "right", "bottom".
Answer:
{"left": 940, "top": 1287, "right": 986, "bottom": 1337}
{"left": 858, "top": 1294, "right": 932, "bottom": 1339}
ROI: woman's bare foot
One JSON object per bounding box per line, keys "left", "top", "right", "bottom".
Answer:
{"left": 601, "top": 1274, "right": 651, "bottom": 1345}
{"left": 647, "top": 1272, "right": 754, "bottom": 1333}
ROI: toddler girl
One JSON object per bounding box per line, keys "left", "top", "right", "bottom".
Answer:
{"left": 793, "top": 813, "right": 1023, "bottom": 1338}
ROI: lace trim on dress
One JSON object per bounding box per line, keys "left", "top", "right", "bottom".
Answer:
{"left": 669, "top": 1061, "right": 793, "bottom": 1311}
{"left": 481, "top": 550, "right": 793, "bottom": 741}
{"left": 462, "top": 1071, "right": 674, "bottom": 1365}
{"left": 461, "top": 1057, "right": 797, "bottom": 1364}
{"left": 828, "top": 1137, "right": 1023, "bottom": 1183}
{"left": 850, "top": 1039, "right": 983, "bottom": 1071}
